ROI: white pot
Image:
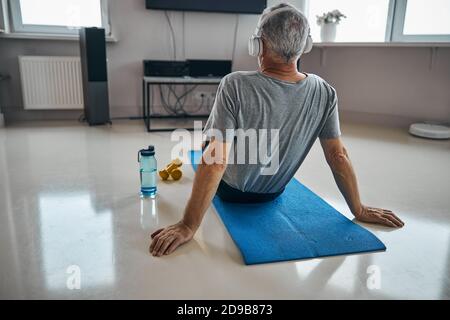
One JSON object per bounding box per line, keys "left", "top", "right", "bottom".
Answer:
{"left": 320, "top": 22, "right": 338, "bottom": 42}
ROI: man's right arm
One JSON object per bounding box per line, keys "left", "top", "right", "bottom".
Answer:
{"left": 149, "top": 139, "right": 231, "bottom": 257}
{"left": 320, "top": 137, "right": 404, "bottom": 228}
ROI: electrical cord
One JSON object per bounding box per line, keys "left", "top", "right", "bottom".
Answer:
{"left": 157, "top": 84, "right": 205, "bottom": 116}
{"left": 160, "top": 85, "right": 187, "bottom": 115}
{"left": 231, "top": 14, "right": 240, "bottom": 70}
{"left": 158, "top": 9, "right": 212, "bottom": 116}
{"left": 178, "top": 85, "right": 189, "bottom": 113}
{"left": 166, "top": 85, "right": 184, "bottom": 115}
{"left": 167, "top": 85, "right": 182, "bottom": 114}
{"left": 169, "top": 84, "right": 198, "bottom": 114}
{"left": 159, "top": 84, "right": 178, "bottom": 115}
{"left": 158, "top": 11, "right": 215, "bottom": 116}
{"left": 159, "top": 85, "right": 175, "bottom": 115}
{"left": 182, "top": 11, "right": 186, "bottom": 60}
{"left": 189, "top": 95, "right": 207, "bottom": 114}
{"left": 164, "top": 11, "right": 177, "bottom": 60}
{"left": 181, "top": 85, "right": 202, "bottom": 113}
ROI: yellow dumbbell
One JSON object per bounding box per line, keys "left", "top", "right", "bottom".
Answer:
{"left": 159, "top": 158, "right": 183, "bottom": 181}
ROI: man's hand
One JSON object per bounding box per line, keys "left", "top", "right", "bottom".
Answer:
{"left": 355, "top": 205, "right": 405, "bottom": 228}
{"left": 150, "top": 221, "right": 195, "bottom": 257}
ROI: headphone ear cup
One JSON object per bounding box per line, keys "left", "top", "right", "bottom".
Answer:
{"left": 248, "top": 37, "right": 256, "bottom": 56}
{"left": 248, "top": 36, "right": 262, "bottom": 57}
{"left": 303, "top": 36, "right": 313, "bottom": 54}
{"left": 256, "top": 38, "right": 263, "bottom": 56}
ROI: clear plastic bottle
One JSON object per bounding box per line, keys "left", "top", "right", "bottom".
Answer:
{"left": 138, "top": 146, "right": 157, "bottom": 198}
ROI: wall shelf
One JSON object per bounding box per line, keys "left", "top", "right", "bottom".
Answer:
{"left": 313, "top": 42, "right": 450, "bottom": 48}
{"left": 0, "top": 32, "right": 118, "bottom": 42}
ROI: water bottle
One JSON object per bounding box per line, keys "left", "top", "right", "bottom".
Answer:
{"left": 138, "top": 146, "right": 157, "bottom": 198}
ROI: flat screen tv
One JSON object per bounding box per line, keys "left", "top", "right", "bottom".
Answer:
{"left": 145, "top": 0, "right": 267, "bottom": 14}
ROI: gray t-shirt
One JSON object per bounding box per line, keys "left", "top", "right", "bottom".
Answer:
{"left": 204, "top": 71, "right": 341, "bottom": 193}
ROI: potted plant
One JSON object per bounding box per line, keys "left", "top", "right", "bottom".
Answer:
{"left": 317, "top": 10, "right": 346, "bottom": 42}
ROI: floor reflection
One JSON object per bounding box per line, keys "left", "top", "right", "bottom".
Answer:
{"left": 38, "top": 193, "right": 115, "bottom": 290}
{"left": 140, "top": 197, "right": 158, "bottom": 230}
{"left": 1, "top": 121, "right": 449, "bottom": 299}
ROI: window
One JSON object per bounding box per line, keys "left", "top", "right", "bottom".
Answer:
{"left": 391, "top": 0, "right": 450, "bottom": 42}
{"left": 9, "top": 0, "right": 110, "bottom": 35}
{"left": 307, "top": 0, "right": 391, "bottom": 42}
{"left": 306, "top": 0, "right": 450, "bottom": 43}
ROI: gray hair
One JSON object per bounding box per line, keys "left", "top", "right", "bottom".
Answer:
{"left": 260, "top": 3, "right": 310, "bottom": 63}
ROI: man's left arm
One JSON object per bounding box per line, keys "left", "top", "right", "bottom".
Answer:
{"left": 318, "top": 85, "right": 404, "bottom": 228}
{"left": 320, "top": 137, "right": 404, "bottom": 228}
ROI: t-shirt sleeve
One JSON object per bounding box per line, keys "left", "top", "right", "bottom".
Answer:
{"left": 319, "top": 86, "right": 341, "bottom": 139}
{"left": 203, "top": 77, "right": 237, "bottom": 142}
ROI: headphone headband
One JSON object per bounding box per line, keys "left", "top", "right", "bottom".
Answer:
{"left": 248, "top": 5, "right": 313, "bottom": 57}
{"left": 255, "top": 6, "right": 300, "bottom": 36}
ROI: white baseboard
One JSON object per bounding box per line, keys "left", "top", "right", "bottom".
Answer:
{"left": 2, "top": 106, "right": 446, "bottom": 129}
{"left": 339, "top": 110, "right": 442, "bottom": 128}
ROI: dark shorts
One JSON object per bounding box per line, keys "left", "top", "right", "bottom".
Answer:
{"left": 202, "top": 141, "right": 284, "bottom": 203}
{"left": 216, "top": 179, "right": 284, "bottom": 203}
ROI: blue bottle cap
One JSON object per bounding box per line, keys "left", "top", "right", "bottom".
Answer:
{"left": 140, "top": 145, "right": 155, "bottom": 157}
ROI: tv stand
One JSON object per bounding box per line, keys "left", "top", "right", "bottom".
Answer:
{"left": 142, "top": 76, "right": 223, "bottom": 132}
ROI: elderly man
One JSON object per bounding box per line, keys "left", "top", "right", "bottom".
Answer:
{"left": 150, "top": 3, "right": 404, "bottom": 257}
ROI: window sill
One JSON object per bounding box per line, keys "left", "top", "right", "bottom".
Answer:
{"left": 0, "top": 32, "right": 118, "bottom": 42}
{"left": 313, "top": 42, "right": 450, "bottom": 47}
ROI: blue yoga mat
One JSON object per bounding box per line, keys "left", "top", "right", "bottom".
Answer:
{"left": 190, "top": 151, "right": 386, "bottom": 265}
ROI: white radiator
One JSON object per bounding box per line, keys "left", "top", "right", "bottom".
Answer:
{"left": 19, "top": 56, "right": 84, "bottom": 110}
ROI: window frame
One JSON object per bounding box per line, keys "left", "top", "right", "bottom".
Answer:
{"left": 306, "top": 0, "right": 450, "bottom": 43}
{"left": 390, "top": 0, "right": 450, "bottom": 42}
{"left": 8, "top": 0, "right": 111, "bottom": 36}
{"left": 0, "top": 0, "right": 10, "bottom": 33}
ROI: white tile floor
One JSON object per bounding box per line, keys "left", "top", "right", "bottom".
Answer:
{"left": 0, "top": 120, "right": 449, "bottom": 300}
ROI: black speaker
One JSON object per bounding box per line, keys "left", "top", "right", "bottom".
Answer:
{"left": 143, "top": 60, "right": 189, "bottom": 77}
{"left": 188, "top": 60, "right": 232, "bottom": 78}
{"left": 79, "top": 27, "right": 110, "bottom": 125}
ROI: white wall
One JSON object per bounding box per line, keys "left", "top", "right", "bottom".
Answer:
{"left": 0, "top": 0, "right": 449, "bottom": 125}
{"left": 105, "top": 0, "right": 267, "bottom": 117}
{"left": 303, "top": 46, "right": 450, "bottom": 125}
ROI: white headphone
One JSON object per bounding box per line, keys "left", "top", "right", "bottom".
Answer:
{"left": 248, "top": 6, "right": 313, "bottom": 57}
